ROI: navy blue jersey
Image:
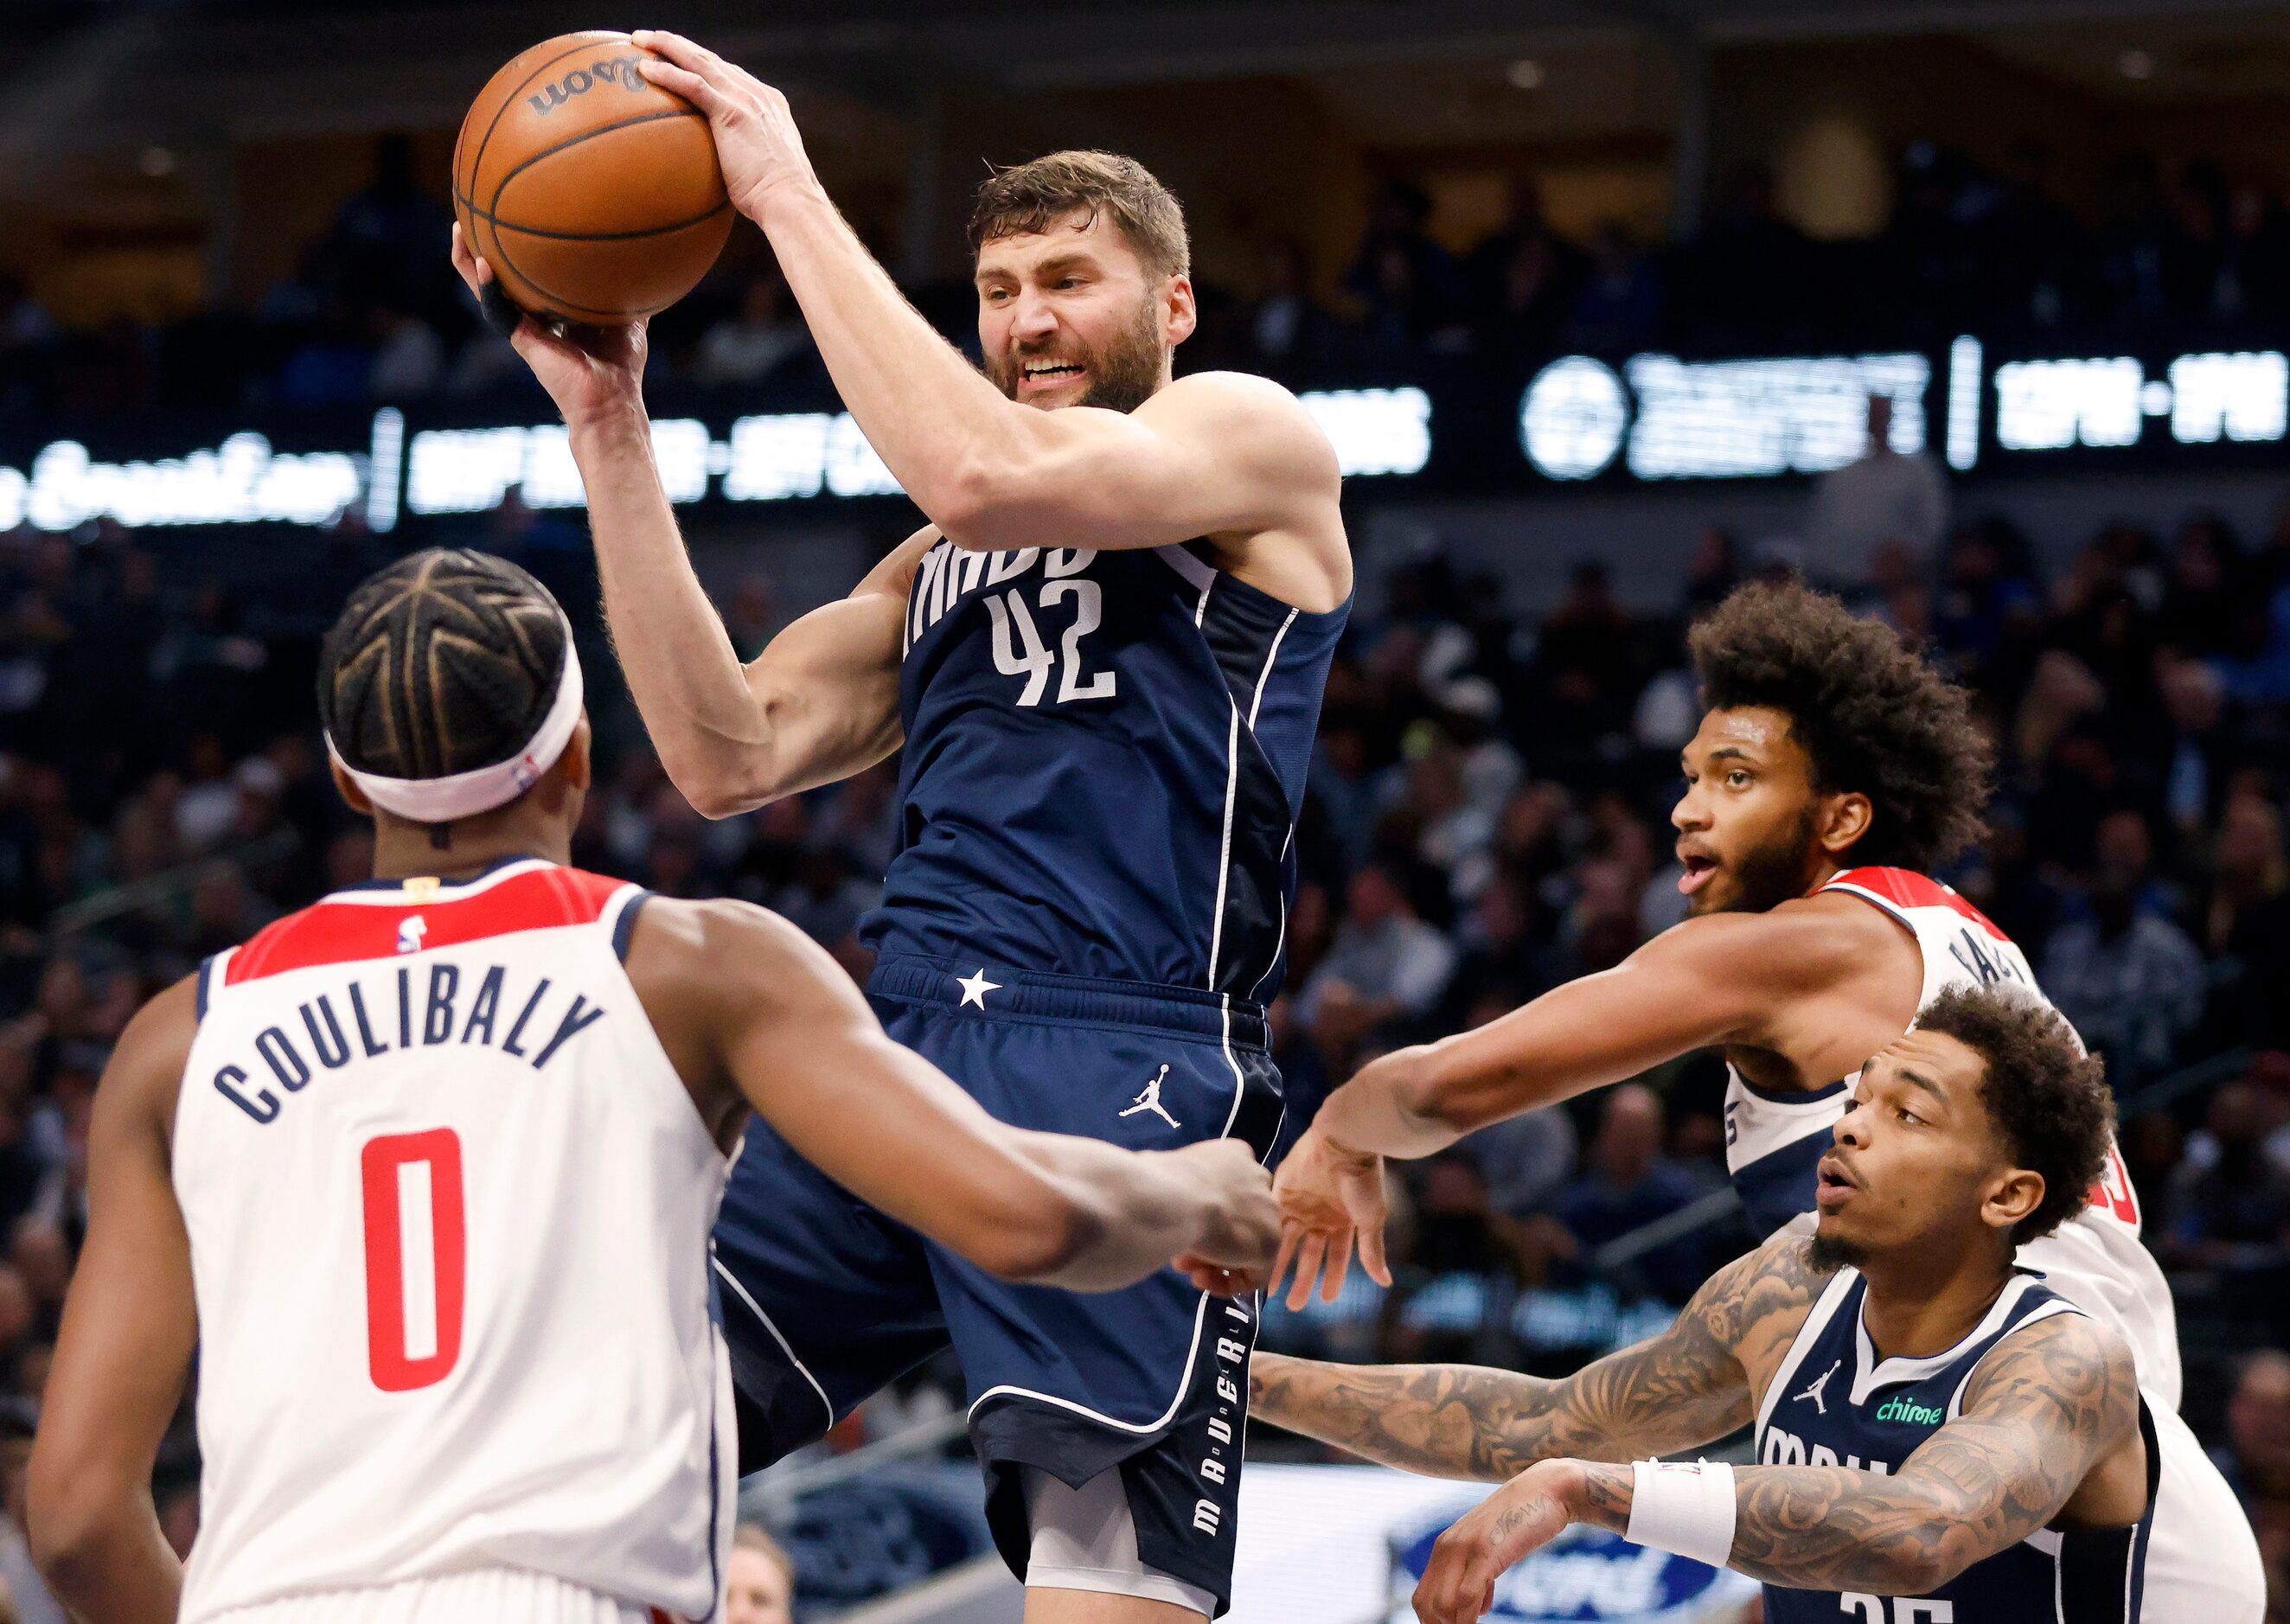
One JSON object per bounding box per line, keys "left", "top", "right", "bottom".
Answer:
{"left": 860, "top": 539, "right": 1346, "bottom": 996}
{"left": 1756, "top": 1268, "right": 2155, "bottom": 1623}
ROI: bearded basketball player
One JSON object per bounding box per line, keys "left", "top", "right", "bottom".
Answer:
{"left": 449, "top": 28, "right": 1350, "bottom": 1622}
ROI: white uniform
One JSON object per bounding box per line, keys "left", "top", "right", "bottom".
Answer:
{"left": 1724, "top": 865, "right": 2263, "bottom": 1621}
{"left": 173, "top": 860, "right": 732, "bottom": 1624}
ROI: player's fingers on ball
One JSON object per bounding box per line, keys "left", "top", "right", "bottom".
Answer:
{"left": 637, "top": 57, "right": 721, "bottom": 113}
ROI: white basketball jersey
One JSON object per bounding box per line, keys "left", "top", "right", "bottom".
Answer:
{"left": 172, "top": 860, "right": 732, "bottom": 1623}
{"left": 1722, "top": 866, "right": 2184, "bottom": 1410}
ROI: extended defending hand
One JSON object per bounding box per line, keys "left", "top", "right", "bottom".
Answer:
{"left": 1413, "top": 1461, "right": 1579, "bottom": 1624}
{"left": 633, "top": 31, "right": 822, "bottom": 224}
{"left": 1268, "top": 1123, "right": 1392, "bottom": 1310}
{"left": 449, "top": 224, "right": 647, "bottom": 427}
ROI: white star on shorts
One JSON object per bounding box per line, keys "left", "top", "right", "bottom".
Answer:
{"left": 956, "top": 968, "right": 1001, "bottom": 1009}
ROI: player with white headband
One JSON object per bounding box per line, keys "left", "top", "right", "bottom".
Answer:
{"left": 25, "top": 547, "right": 1280, "bottom": 1624}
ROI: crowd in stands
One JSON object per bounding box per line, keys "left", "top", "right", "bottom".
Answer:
{"left": 0, "top": 468, "right": 2287, "bottom": 1609}
{"left": 6, "top": 134, "right": 2290, "bottom": 440}
{"left": 4, "top": 129, "right": 2290, "bottom": 1622}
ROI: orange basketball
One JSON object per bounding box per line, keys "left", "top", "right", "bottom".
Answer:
{"left": 453, "top": 31, "right": 734, "bottom": 325}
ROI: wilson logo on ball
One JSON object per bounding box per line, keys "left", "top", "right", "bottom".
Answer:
{"left": 526, "top": 56, "right": 649, "bottom": 115}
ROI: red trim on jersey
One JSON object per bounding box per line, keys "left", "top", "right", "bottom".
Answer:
{"left": 225, "top": 866, "right": 626, "bottom": 986}
{"left": 1823, "top": 866, "right": 2010, "bottom": 942}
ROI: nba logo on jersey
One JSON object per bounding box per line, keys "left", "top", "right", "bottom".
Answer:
{"left": 396, "top": 915, "right": 427, "bottom": 954}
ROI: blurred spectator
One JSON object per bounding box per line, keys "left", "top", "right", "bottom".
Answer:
{"left": 2042, "top": 830, "right": 2206, "bottom": 1086}
{"left": 726, "top": 1523, "right": 798, "bottom": 1624}
{"left": 324, "top": 133, "right": 456, "bottom": 326}
{"left": 1551, "top": 1084, "right": 1710, "bottom": 1303}
{"left": 696, "top": 270, "right": 810, "bottom": 387}
{"left": 1562, "top": 223, "right": 1663, "bottom": 354}
{"left": 2211, "top": 1350, "right": 2290, "bottom": 1514}
{"left": 1679, "top": 162, "right": 1811, "bottom": 342}
{"left": 2165, "top": 1077, "right": 2290, "bottom": 1271}
{"left": 1344, "top": 179, "right": 1468, "bottom": 351}
{"left": 1806, "top": 394, "right": 1951, "bottom": 581}
{"left": 1467, "top": 178, "right": 1583, "bottom": 348}
{"left": 2206, "top": 792, "right": 2290, "bottom": 1047}
{"left": 1240, "top": 237, "right": 1336, "bottom": 366}
{"left": 1301, "top": 864, "right": 1457, "bottom": 1058}
{"left": 369, "top": 306, "right": 445, "bottom": 400}
{"left": 0, "top": 1400, "right": 57, "bottom": 1624}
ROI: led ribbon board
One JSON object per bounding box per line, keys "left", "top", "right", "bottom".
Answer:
{"left": 0, "top": 388, "right": 1431, "bottom": 534}
{"left": 0, "top": 343, "right": 2283, "bottom": 530}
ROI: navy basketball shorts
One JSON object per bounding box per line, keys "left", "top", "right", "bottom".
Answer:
{"left": 710, "top": 953, "right": 1286, "bottom": 1615}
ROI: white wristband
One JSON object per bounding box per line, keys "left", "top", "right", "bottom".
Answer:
{"left": 1624, "top": 1459, "right": 1737, "bottom": 1570}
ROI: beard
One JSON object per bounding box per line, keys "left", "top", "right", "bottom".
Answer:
{"left": 1808, "top": 1227, "right": 1868, "bottom": 1272}
{"left": 987, "top": 296, "right": 1166, "bottom": 412}
{"left": 1705, "top": 805, "right": 1822, "bottom": 916}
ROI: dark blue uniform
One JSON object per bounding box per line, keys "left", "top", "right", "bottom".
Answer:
{"left": 713, "top": 538, "right": 1346, "bottom": 1612}
{"left": 1756, "top": 1267, "right": 2157, "bottom": 1623}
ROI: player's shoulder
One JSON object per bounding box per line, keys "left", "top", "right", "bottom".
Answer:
{"left": 1961, "top": 1301, "right": 2139, "bottom": 1425}
{"left": 1647, "top": 893, "right": 1901, "bottom": 986}
{"left": 96, "top": 971, "right": 203, "bottom": 1141}
{"left": 626, "top": 893, "right": 812, "bottom": 968}
{"left": 1144, "top": 372, "right": 1339, "bottom": 470}
{"left": 621, "top": 894, "right": 835, "bottom": 1007}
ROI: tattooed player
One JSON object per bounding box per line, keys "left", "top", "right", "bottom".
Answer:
{"left": 1252, "top": 987, "right": 2264, "bottom": 1623}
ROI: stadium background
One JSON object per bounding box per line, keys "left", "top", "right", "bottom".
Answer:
{"left": 6, "top": 1, "right": 2290, "bottom": 1620}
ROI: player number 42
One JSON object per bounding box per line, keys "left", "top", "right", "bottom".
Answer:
{"left": 985, "top": 559, "right": 1117, "bottom": 707}
{"left": 360, "top": 1128, "right": 467, "bottom": 1393}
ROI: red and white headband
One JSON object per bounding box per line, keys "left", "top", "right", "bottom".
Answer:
{"left": 326, "top": 627, "right": 584, "bottom": 823}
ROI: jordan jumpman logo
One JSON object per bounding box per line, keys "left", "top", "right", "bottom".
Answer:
{"left": 1118, "top": 1065, "right": 1180, "bottom": 1128}
{"left": 1797, "top": 1358, "right": 1841, "bottom": 1416}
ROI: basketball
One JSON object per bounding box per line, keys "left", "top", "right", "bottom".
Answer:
{"left": 452, "top": 31, "right": 733, "bottom": 325}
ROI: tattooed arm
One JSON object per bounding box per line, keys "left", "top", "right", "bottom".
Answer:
{"left": 1410, "top": 1311, "right": 2143, "bottom": 1624}
{"left": 1250, "top": 1239, "right": 1829, "bottom": 1480}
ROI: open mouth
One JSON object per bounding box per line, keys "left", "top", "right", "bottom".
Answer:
{"left": 1020, "top": 361, "right": 1086, "bottom": 387}
{"left": 1678, "top": 853, "right": 1719, "bottom": 896}
{"left": 1815, "top": 1154, "right": 1858, "bottom": 1210}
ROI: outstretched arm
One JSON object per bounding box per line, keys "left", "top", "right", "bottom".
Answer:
{"left": 446, "top": 230, "right": 913, "bottom": 820}
{"left": 1270, "top": 905, "right": 1871, "bottom": 1306}
{"left": 1251, "top": 1242, "right": 1828, "bottom": 1479}
{"left": 1413, "top": 1311, "right": 2140, "bottom": 1624}
{"left": 1320, "top": 909, "right": 1843, "bottom": 1158}
{"left": 27, "top": 979, "right": 200, "bottom": 1624}
{"left": 634, "top": 899, "right": 1278, "bottom": 1294}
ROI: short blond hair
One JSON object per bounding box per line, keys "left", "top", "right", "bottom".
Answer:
{"left": 732, "top": 1521, "right": 796, "bottom": 1583}
{"left": 969, "top": 150, "right": 1190, "bottom": 279}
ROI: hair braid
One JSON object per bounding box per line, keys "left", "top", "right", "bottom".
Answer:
{"left": 319, "top": 548, "right": 568, "bottom": 784}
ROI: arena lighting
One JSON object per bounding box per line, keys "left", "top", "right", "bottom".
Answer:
{"left": 1305, "top": 387, "right": 1431, "bottom": 477}
{"left": 1521, "top": 351, "right": 1930, "bottom": 484}
{"left": 1619, "top": 351, "right": 1929, "bottom": 480}
{"left": 406, "top": 388, "right": 1428, "bottom": 515}
{"left": 1945, "top": 336, "right": 1983, "bottom": 472}
{"left": 0, "top": 350, "right": 2280, "bottom": 532}
{"left": 1519, "top": 357, "right": 1628, "bottom": 480}
{"left": 1993, "top": 350, "right": 2289, "bottom": 453}
{"left": 0, "top": 433, "right": 363, "bottom": 533}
